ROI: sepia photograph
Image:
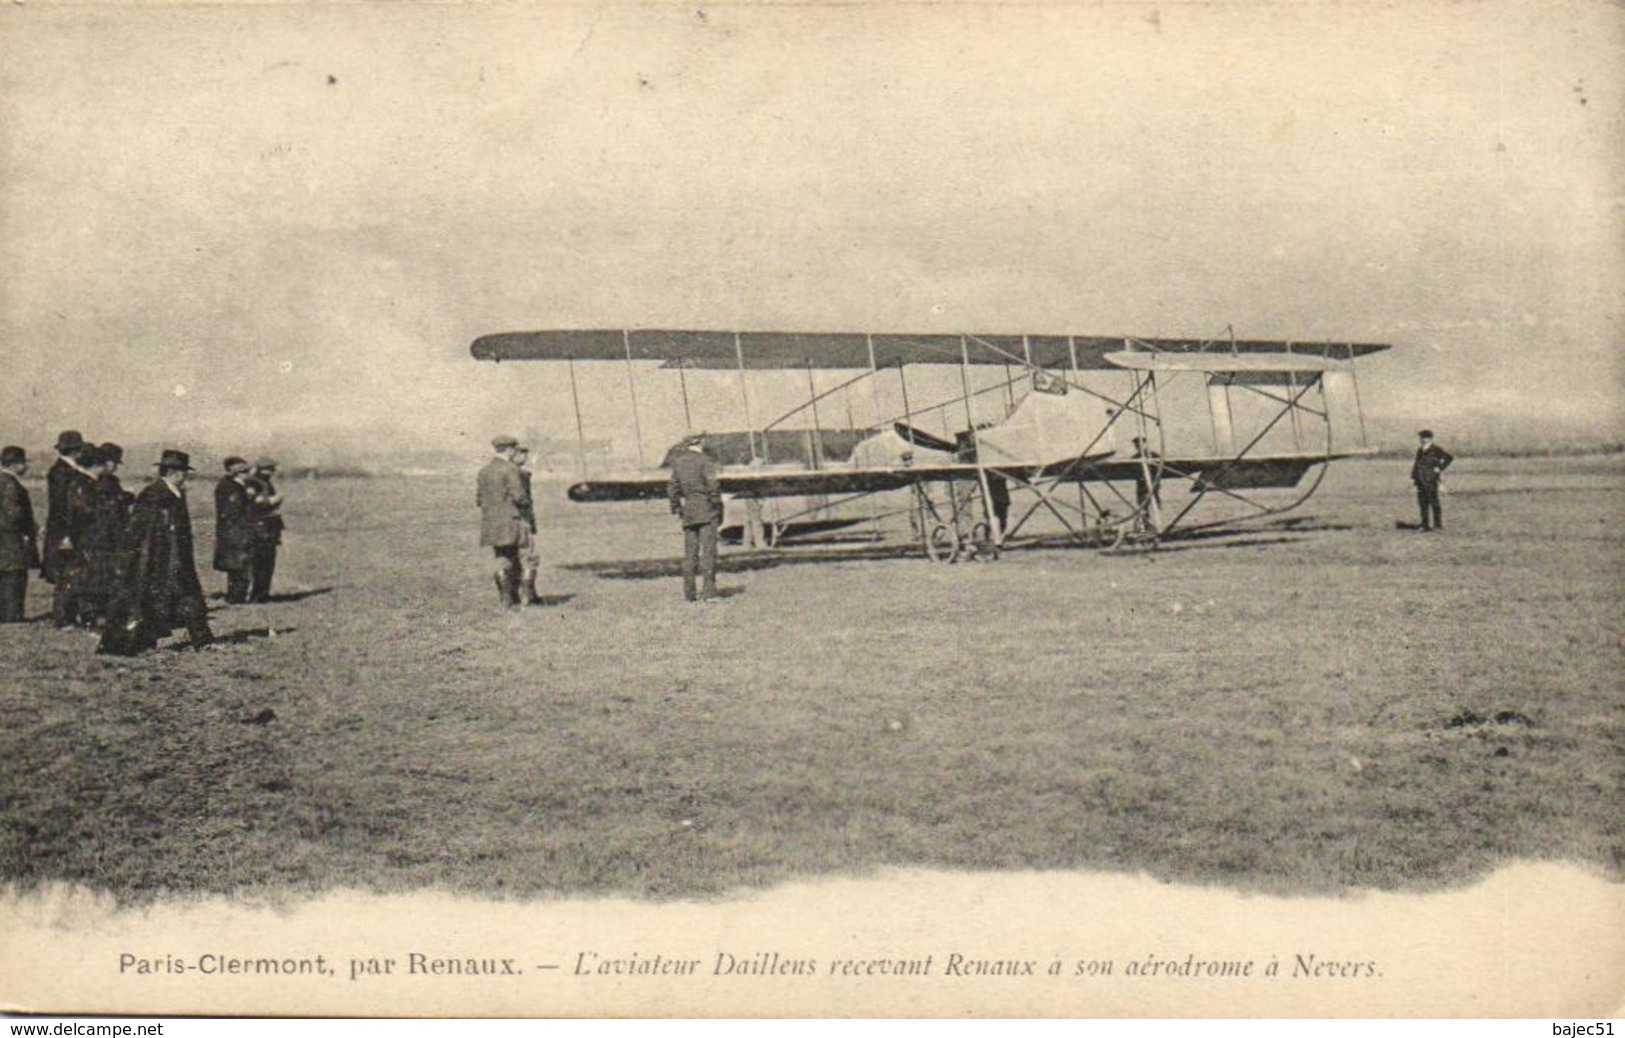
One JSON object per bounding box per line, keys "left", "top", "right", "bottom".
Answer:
{"left": 1, "top": 0, "right": 1620, "bottom": 1020}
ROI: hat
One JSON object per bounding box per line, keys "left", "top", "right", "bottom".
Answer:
{"left": 99, "top": 442, "right": 124, "bottom": 463}
{"left": 55, "top": 430, "right": 85, "bottom": 452}
{"left": 254, "top": 456, "right": 278, "bottom": 470}
{"left": 154, "top": 449, "right": 196, "bottom": 472}
{"left": 1418, "top": 429, "right": 1434, "bottom": 439}
{"left": 491, "top": 434, "right": 519, "bottom": 450}
{"left": 0, "top": 446, "right": 25, "bottom": 467}
{"left": 223, "top": 456, "right": 250, "bottom": 472}
{"left": 78, "top": 445, "right": 106, "bottom": 468}
{"left": 682, "top": 430, "right": 707, "bottom": 446}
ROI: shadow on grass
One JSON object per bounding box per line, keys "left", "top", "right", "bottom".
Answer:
{"left": 568, "top": 519, "right": 1353, "bottom": 579}
{"left": 165, "top": 627, "right": 297, "bottom": 650}
{"left": 526, "top": 594, "right": 576, "bottom": 608}
{"left": 565, "top": 542, "right": 930, "bottom": 580}
{"left": 208, "top": 587, "right": 337, "bottom": 604}
{"left": 263, "top": 587, "right": 337, "bottom": 603}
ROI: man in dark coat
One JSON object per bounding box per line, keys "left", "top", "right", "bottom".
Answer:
{"left": 0, "top": 446, "right": 40, "bottom": 623}
{"left": 43, "top": 429, "right": 97, "bottom": 627}
{"left": 99, "top": 450, "right": 213, "bottom": 654}
{"left": 1410, "top": 429, "right": 1456, "bottom": 532}
{"left": 213, "top": 457, "right": 256, "bottom": 604}
{"left": 72, "top": 445, "right": 129, "bottom": 625}
{"left": 41, "top": 430, "right": 83, "bottom": 588}
{"left": 247, "top": 457, "right": 284, "bottom": 603}
{"left": 667, "top": 432, "right": 723, "bottom": 603}
{"left": 476, "top": 435, "right": 530, "bottom": 609}
{"left": 82, "top": 443, "right": 134, "bottom": 628}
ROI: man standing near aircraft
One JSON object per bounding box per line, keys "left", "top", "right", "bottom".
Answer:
{"left": 667, "top": 432, "right": 722, "bottom": 603}
{"left": 1410, "top": 429, "right": 1455, "bottom": 532}
{"left": 0, "top": 446, "right": 40, "bottom": 623}
{"left": 477, "top": 435, "right": 530, "bottom": 610}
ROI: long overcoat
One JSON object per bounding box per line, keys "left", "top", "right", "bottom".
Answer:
{"left": 41, "top": 459, "right": 81, "bottom": 583}
{"left": 476, "top": 457, "right": 530, "bottom": 547}
{"left": 82, "top": 474, "right": 132, "bottom": 598}
{"left": 213, "top": 476, "right": 256, "bottom": 572}
{"left": 0, "top": 471, "right": 39, "bottom": 572}
{"left": 119, "top": 481, "right": 206, "bottom": 639}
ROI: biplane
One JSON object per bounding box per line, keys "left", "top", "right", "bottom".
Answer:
{"left": 470, "top": 329, "right": 1389, "bottom": 559}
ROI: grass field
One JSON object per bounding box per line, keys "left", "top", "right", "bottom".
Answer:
{"left": 0, "top": 456, "right": 1619, "bottom": 903}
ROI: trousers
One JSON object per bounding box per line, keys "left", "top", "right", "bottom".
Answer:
{"left": 682, "top": 522, "right": 718, "bottom": 601}
{"left": 0, "top": 570, "right": 26, "bottom": 623}
{"left": 1416, "top": 484, "right": 1443, "bottom": 530}
{"left": 250, "top": 545, "right": 277, "bottom": 603}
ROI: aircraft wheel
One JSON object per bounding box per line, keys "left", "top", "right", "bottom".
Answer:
{"left": 925, "top": 524, "right": 958, "bottom": 563}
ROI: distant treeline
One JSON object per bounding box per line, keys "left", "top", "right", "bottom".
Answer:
{"left": 1369, "top": 442, "right": 1623, "bottom": 460}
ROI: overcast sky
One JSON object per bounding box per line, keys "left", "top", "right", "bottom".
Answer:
{"left": 2, "top": 2, "right": 1619, "bottom": 460}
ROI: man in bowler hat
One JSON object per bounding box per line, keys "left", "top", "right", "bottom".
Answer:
{"left": 667, "top": 432, "right": 723, "bottom": 603}
{"left": 214, "top": 456, "right": 257, "bottom": 604}
{"left": 477, "top": 435, "right": 531, "bottom": 609}
{"left": 1410, "top": 429, "right": 1455, "bottom": 532}
{"left": 100, "top": 449, "right": 213, "bottom": 654}
{"left": 0, "top": 446, "right": 40, "bottom": 623}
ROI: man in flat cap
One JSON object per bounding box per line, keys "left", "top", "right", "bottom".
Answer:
{"left": 0, "top": 446, "right": 40, "bottom": 623}
{"left": 100, "top": 450, "right": 213, "bottom": 654}
{"left": 247, "top": 457, "right": 285, "bottom": 603}
{"left": 214, "top": 456, "right": 257, "bottom": 604}
{"left": 477, "top": 435, "right": 531, "bottom": 610}
{"left": 1410, "top": 429, "right": 1455, "bottom": 532}
{"left": 667, "top": 431, "right": 723, "bottom": 603}
{"left": 43, "top": 430, "right": 97, "bottom": 627}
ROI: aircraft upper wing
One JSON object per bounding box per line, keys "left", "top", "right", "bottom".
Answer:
{"left": 471, "top": 329, "right": 1391, "bottom": 370}
{"left": 566, "top": 451, "right": 1373, "bottom": 502}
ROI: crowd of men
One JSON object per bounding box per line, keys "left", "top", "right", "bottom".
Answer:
{"left": 0, "top": 431, "right": 286, "bottom": 653}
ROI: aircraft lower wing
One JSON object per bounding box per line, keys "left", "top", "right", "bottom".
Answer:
{"left": 1040, "top": 453, "right": 1367, "bottom": 490}
{"left": 569, "top": 462, "right": 1018, "bottom": 502}
{"left": 565, "top": 451, "right": 1371, "bottom": 502}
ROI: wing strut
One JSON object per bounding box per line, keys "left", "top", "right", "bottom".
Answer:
{"left": 959, "top": 334, "right": 1001, "bottom": 546}
{"left": 566, "top": 357, "right": 588, "bottom": 478}
{"left": 734, "top": 332, "right": 762, "bottom": 463}
{"left": 677, "top": 360, "right": 693, "bottom": 431}
{"left": 622, "top": 329, "right": 645, "bottom": 467}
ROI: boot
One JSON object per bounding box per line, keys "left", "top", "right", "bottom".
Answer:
{"left": 495, "top": 569, "right": 521, "bottom": 610}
